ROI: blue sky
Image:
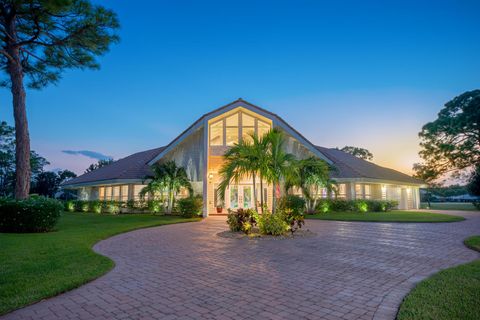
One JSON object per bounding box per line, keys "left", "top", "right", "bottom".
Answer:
{"left": 1, "top": 0, "right": 479, "bottom": 174}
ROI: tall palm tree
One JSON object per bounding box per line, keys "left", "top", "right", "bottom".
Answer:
{"left": 217, "top": 139, "right": 258, "bottom": 210}
{"left": 264, "top": 128, "right": 296, "bottom": 214}
{"left": 142, "top": 161, "right": 192, "bottom": 214}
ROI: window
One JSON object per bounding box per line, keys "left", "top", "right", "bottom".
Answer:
{"left": 337, "top": 184, "right": 346, "bottom": 198}
{"left": 210, "top": 120, "right": 223, "bottom": 146}
{"left": 105, "top": 186, "right": 112, "bottom": 200}
{"left": 226, "top": 127, "right": 239, "bottom": 146}
{"left": 134, "top": 185, "right": 145, "bottom": 200}
{"left": 209, "top": 111, "right": 272, "bottom": 147}
{"left": 121, "top": 185, "right": 129, "bottom": 201}
{"left": 99, "top": 187, "right": 105, "bottom": 200}
{"left": 355, "top": 184, "right": 363, "bottom": 199}
{"left": 258, "top": 120, "right": 270, "bottom": 138}
{"left": 113, "top": 186, "right": 120, "bottom": 201}
{"left": 364, "top": 185, "right": 371, "bottom": 199}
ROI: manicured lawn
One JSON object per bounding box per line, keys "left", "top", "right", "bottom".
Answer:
{"left": 0, "top": 212, "right": 200, "bottom": 315}
{"left": 397, "top": 235, "right": 480, "bottom": 320}
{"left": 307, "top": 210, "right": 464, "bottom": 222}
{"left": 420, "top": 202, "right": 478, "bottom": 211}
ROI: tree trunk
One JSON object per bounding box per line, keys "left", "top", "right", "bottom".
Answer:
{"left": 252, "top": 172, "right": 257, "bottom": 212}
{"left": 272, "top": 182, "right": 277, "bottom": 214}
{"left": 6, "top": 15, "right": 30, "bottom": 199}
{"left": 260, "top": 176, "right": 264, "bottom": 213}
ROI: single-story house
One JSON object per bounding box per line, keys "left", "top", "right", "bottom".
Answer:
{"left": 62, "top": 99, "right": 424, "bottom": 216}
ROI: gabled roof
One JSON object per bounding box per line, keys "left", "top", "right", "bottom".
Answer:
{"left": 316, "top": 146, "right": 423, "bottom": 185}
{"left": 148, "top": 98, "right": 333, "bottom": 165}
{"left": 61, "top": 147, "right": 165, "bottom": 187}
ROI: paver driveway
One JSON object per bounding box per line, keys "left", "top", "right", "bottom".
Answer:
{"left": 3, "top": 211, "right": 480, "bottom": 320}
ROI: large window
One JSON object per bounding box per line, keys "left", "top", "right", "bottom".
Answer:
{"left": 99, "top": 185, "right": 129, "bottom": 201}
{"left": 209, "top": 111, "right": 271, "bottom": 147}
{"left": 210, "top": 121, "right": 223, "bottom": 146}
{"left": 337, "top": 184, "right": 346, "bottom": 198}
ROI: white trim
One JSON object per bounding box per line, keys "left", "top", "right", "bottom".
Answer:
{"left": 147, "top": 100, "right": 333, "bottom": 166}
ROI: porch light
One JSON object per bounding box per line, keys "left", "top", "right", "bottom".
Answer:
{"left": 208, "top": 173, "right": 214, "bottom": 180}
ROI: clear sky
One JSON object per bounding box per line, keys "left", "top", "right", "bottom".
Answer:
{"left": 1, "top": 0, "right": 479, "bottom": 175}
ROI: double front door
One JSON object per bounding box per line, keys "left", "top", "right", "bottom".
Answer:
{"left": 229, "top": 185, "right": 253, "bottom": 209}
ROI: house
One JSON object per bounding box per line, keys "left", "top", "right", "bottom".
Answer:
{"left": 62, "top": 99, "right": 424, "bottom": 216}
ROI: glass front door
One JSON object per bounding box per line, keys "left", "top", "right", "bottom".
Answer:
{"left": 228, "top": 185, "right": 253, "bottom": 209}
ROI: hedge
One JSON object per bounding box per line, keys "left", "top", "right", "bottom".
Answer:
{"left": 0, "top": 197, "right": 63, "bottom": 233}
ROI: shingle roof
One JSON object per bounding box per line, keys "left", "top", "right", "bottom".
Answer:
{"left": 62, "top": 147, "right": 165, "bottom": 187}
{"left": 316, "top": 146, "right": 423, "bottom": 185}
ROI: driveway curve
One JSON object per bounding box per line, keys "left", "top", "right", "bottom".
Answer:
{"left": 3, "top": 211, "right": 480, "bottom": 320}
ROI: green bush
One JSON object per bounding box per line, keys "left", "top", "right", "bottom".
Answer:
{"left": 64, "top": 200, "right": 75, "bottom": 212}
{"left": 474, "top": 201, "right": 480, "bottom": 210}
{"left": 0, "top": 197, "right": 63, "bottom": 233}
{"left": 147, "top": 200, "right": 164, "bottom": 214}
{"left": 102, "top": 201, "right": 121, "bottom": 214}
{"left": 278, "top": 195, "right": 306, "bottom": 214}
{"left": 314, "top": 199, "right": 399, "bottom": 213}
{"left": 177, "top": 196, "right": 203, "bottom": 217}
{"left": 89, "top": 200, "right": 102, "bottom": 214}
{"left": 74, "top": 200, "right": 89, "bottom": 212}
{"left": 227, "top": 208, "right": 257, "bottom": 234}
{"left": 257, "top": 212, "right": 289, "bottom": 236}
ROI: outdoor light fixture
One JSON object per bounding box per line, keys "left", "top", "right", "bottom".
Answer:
{"left": 208, "top": 173, "right": 214, "bottom": 180}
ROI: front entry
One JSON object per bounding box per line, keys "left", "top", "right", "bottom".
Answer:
{"left": 228, "top": 185, "right": 254, "bottom": 209}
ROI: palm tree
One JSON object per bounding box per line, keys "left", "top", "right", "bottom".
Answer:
{"left": 142, "top": 161, "right": 192, "bottom": 214}
{"left": 263, "top": 128, "right": 296, "bottom": 214}
{"left": 217, "top": 139, "right": 258, "bottom": 210}
{"left": 287, "top": 157, "right": 334, "bottom": 213}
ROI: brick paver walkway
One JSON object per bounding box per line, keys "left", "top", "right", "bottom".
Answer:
{"left": 3, "top": 210, "right": 480, "bottom": 320}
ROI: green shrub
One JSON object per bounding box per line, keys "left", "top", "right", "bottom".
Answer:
{"left": 278, "top": 195, "right": 306, "bottom": 214}
{"left": 89, "top": 200, "right": 102, "bottom": 214}
{"left": 257, "top": 212, "right": 289, "bottom": 236}
{"left": 177, "top": 196, "right": 203, "bottom": 217}
{"left": 64, "top": 200, "right": 75, "bottom": 212}
{"left": 102, "top": 201, "right": 121, "bottom": 214}
{"left": 227, "top": 208, "right": 257, "bottom": 234}
{"left": 329, "top": 199, "right": 356, "bottom": 212}
{"left": 73, "top": 200, "right": 89, "bottom": 212}
{"left": 0, "top": 197, "right": 63, "bottom": 233}
{"left": 355, "top": 200, "right": 368, "bottom": 213}
{"left": 316, "top": 199, "right": 331, "bottom": 213}
{"left": 146, "top": 200, "right": 163, "bottom": 214}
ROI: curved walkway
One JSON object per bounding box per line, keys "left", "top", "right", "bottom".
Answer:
{"left": 3, "top": 211, "right": 480, "bottom": 320}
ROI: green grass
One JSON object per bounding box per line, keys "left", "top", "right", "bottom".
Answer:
{"left": 307, "top": 210, "right": 464, "bottom": 223}
{"left": 0, "top": 212, "right": 200, "bottom": 315}
{"left": 397, "top": 235, "right": 480, "bottom": 320}
{"left": 420, "top": 202, "right": 478, "bottom": 211}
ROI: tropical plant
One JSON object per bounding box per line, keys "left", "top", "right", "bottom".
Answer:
{"left": 282, "top": 209, "right": 305, "bottom": 234}
{"left": 141, "top": 161, "right": 192, "bottom": 214}
{"left": 218, "top": 138, "right": 258, "bottom": 211}
{"left": 0, "top": 1, "right": 119, "bottom": 199}
{"left": 263, "top": 128, "right": 296, "bottom": 213}
{"left": 226, "top": 208, "right": 257, "bottom": 234}
{"left": 287, "top": 157, "right": 335, "bottom": 213}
